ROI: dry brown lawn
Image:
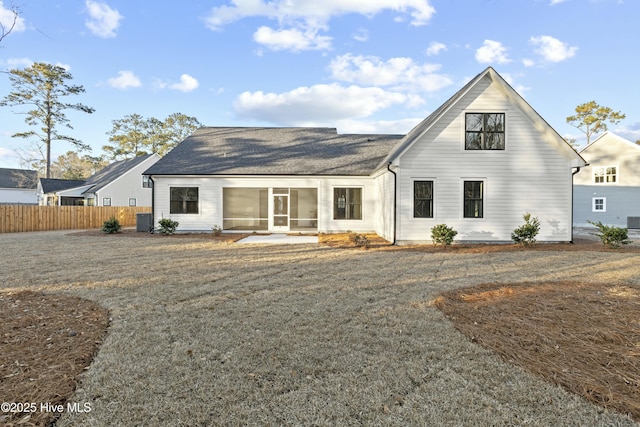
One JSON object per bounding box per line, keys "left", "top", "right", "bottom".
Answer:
{"left": 1, "top": 229, "right": 639, "bottom": 426}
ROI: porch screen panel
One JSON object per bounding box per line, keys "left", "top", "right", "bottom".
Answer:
{"left": 290, "top": 188, "right": 318, "bottom": 231}
{"left": 223, "top": 188, "right": 268, "bottom": 230}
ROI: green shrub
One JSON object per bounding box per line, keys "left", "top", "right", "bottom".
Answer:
{"left": 587, "top": 220, "right": 631, "bottom": 248}
{"left": 101, "top": 216, "right": 122, "bottom": 234}
{"left": 211, "top": 225, "right": 222, "bottom": 236}
{"left": 431, "top": 224, "right": 457, "bottom": 246}
{"left": 349, "top": 232, "right": 370, "bottom": 248}
{"left": 511, "top": 212, "right": 541, "bottom": 246}
{"left": 157, "top": 218, "right": 179, "bottom": 235}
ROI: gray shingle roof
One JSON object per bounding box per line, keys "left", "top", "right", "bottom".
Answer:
{"left": 0, "top": 168, "right": 38, "bottom": 189}
{"left": 39, "top": 178, "right": 87, "bottom": 193}
{"left": 83, "top": 154, "right": 155, "bottom": 193}
{"left": 144, "top": 127, "right": 404, "bottom": 176}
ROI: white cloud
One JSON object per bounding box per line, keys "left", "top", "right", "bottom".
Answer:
{"left": 615, "top": 122, "right": 640, "bottom": 143}
{"left": 169, "top": 74, "right": 199, "bottom": 92}
{"left": 328, "top": 54, "right": 452, "bottom": 93}
{"left": 107, "top": 71, "right": 142, "bottom": 89}
{"left": 0, "top": 1, "right": 26, "bottom": 34}
{"left": 233, "top": 83, "right": 421, "bottom": 125}
{"left": 426, "top": 41, "right": 446, "bottom": 56}
{"left": 522, "top": 58, "right": 536, "bottom": 67}
{"left": 85, "top": 0, "right": 123, "bottom": 38}
{"left": 253, "top": 26, "right": 331, "bottom": 51}
{"left": 205, "top": 0, "right": 436, "bottom": 30}
{"left": 530, "top": 35, "right": 577, "bottom": 62}
{"left": 550, "top": 0, "right": 568, "bottom": 5}
{"left": 204, "top": 0, "right": 436, "bottom": 51}
{"left": 5, "top": 57, "right": 33, "bottom": 69}
{"left": 352, "top": 28, "right": 368, "bottom": 42}
{"left": 475, "top": 40, "right": 510, "bottom": 64}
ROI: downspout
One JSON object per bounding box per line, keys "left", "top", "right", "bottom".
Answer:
{"left": 570, "top": 167, "right": 581, "bottom": 243}
{"left": 387, "top": 162, "right": 397, "bottom": 245}
{"left": 149, "top": 175, "right": 155, "bottom": 233}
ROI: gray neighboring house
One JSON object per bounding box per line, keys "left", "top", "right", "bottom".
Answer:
{"left": 144, "top": 67, "right": 587, "bottom": 243}
{"left": 38, "top": 154, "right": 160, "bottom": 206}
{"left": 573, "top": 131, "right": 640, "bottom": 228}
{"left": 0, "top": 168, "right": 38, "bottom": 204}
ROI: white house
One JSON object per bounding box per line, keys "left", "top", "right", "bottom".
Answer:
{"left": 39, "top": 154, "right": 160, "bottom": 207}
{"left": 144, "top": 67, "right": 587, "bottom": 243}
{"left": 0, "top": 168, "right": 38, "bottom": 204}
{"left": 573, "top": 131, "right": 640, "bottom": 228}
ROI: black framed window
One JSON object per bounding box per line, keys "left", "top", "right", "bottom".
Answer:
{"left": 414, "top": 181, "right": 433, "bottom": 218}
{"left": 463, "top": 181, "right": 483, "bottom": 218}
{"left": 170, "top": 187, "right": 199, "bottom": 214}
{"left": 102, "top": 197, "right": 111, "bottom": 206}
{"left": 333, "top": 188, "right": 362, "bottom": 220}
{"left": 465, "top": 113, "right": 505, "bottom": 150}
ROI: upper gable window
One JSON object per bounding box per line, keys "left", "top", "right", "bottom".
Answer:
{"left": 593, "top": 166, "right": 617, "bottom": 184}
{"left": 465, "top": 113, "right": 505, "bottom": 150}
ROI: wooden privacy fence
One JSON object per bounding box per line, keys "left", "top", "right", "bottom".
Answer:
{"left": 0, "top": 206, "right": 152, "bottom": 233}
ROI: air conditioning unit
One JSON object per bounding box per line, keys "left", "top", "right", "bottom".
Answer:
{"left": 627, "top": 217, "right": 640, "bottom": 229}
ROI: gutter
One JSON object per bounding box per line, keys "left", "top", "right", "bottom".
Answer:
{"left": 570, "top": 167, "right": 582, "bottom": 243}
{"left": 387, "top": 162, "right": 397, "bottom": 245}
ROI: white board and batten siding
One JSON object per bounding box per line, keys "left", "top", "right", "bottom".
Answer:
{"left": 151, "top": 175, "right": 381, "bottom": 233}
{"left": 394, "top": 76, "right": 578, "bottom": 243}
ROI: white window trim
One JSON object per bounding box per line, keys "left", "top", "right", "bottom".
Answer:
{"left": 169, "top": 185, "right": 201, "bottom": 216}
{"left": 332, "top": 186, "right": 364, "bottom": 221}
{"left": 592, "top": 197, "right": 606, "bottom": 212}
{"left": 461, "top": 110, "right": 508, "bottom": 152}
{"left": 461, "top": 178, "right": 487, "bottom": 220}
{"left": 412, "top": 178, "right": 436, "bottom": 220}
{"left": 592, "top": 165, "right": 619, "bottom": 184}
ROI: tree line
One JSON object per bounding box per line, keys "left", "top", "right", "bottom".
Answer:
{"left": 0, "top": 62, "right": 201, "bottom": 179}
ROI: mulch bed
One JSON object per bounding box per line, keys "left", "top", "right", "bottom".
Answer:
{"left": 434, "top": 281, "right": 640, "bottom": 421}
{"left": 0, "top": 291, "right": 110, "bottom": 427}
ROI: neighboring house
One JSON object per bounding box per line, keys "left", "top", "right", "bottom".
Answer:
{"left": 0, "top": 168, "right": 38, "bottom": 204}
{"left": 144, "top": 67, "right": 587, "bottom": 243}
{"left": 38, "top": 154, "right": 160, "bottom": 207}
{"left": 573, "top": 131, "right": 640, "bottom": 228}
{"left": 37, "top": 178, "right": 89, "bottom": 206}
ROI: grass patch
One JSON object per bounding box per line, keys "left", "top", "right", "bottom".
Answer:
{"left": 0, "top": 230, "right": 638, "bottom": 425}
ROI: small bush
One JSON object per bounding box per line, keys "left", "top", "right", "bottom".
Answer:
{"left": 431, "top": 224, "right": 457, "bottom": 246}
{"left": 349, "top": 232, "right": 370, "bottom": 248}
{"left": 211, "top": 225, "right": 222, "bottom": 236}
{"left": 157, "top": 218, "right": 179, "bottom": 235}
{"left": 511, "top": 212, "right": 541, "bottom": 246}
{"left": 588, "top": 220, "right": 631, "bottom": 248}
{"left": 101, "top": 216, "right": 122, "bottom": 234}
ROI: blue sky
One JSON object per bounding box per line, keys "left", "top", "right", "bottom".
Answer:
{"left": 1, "top": 0, "right": 638, "bottom": 170}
